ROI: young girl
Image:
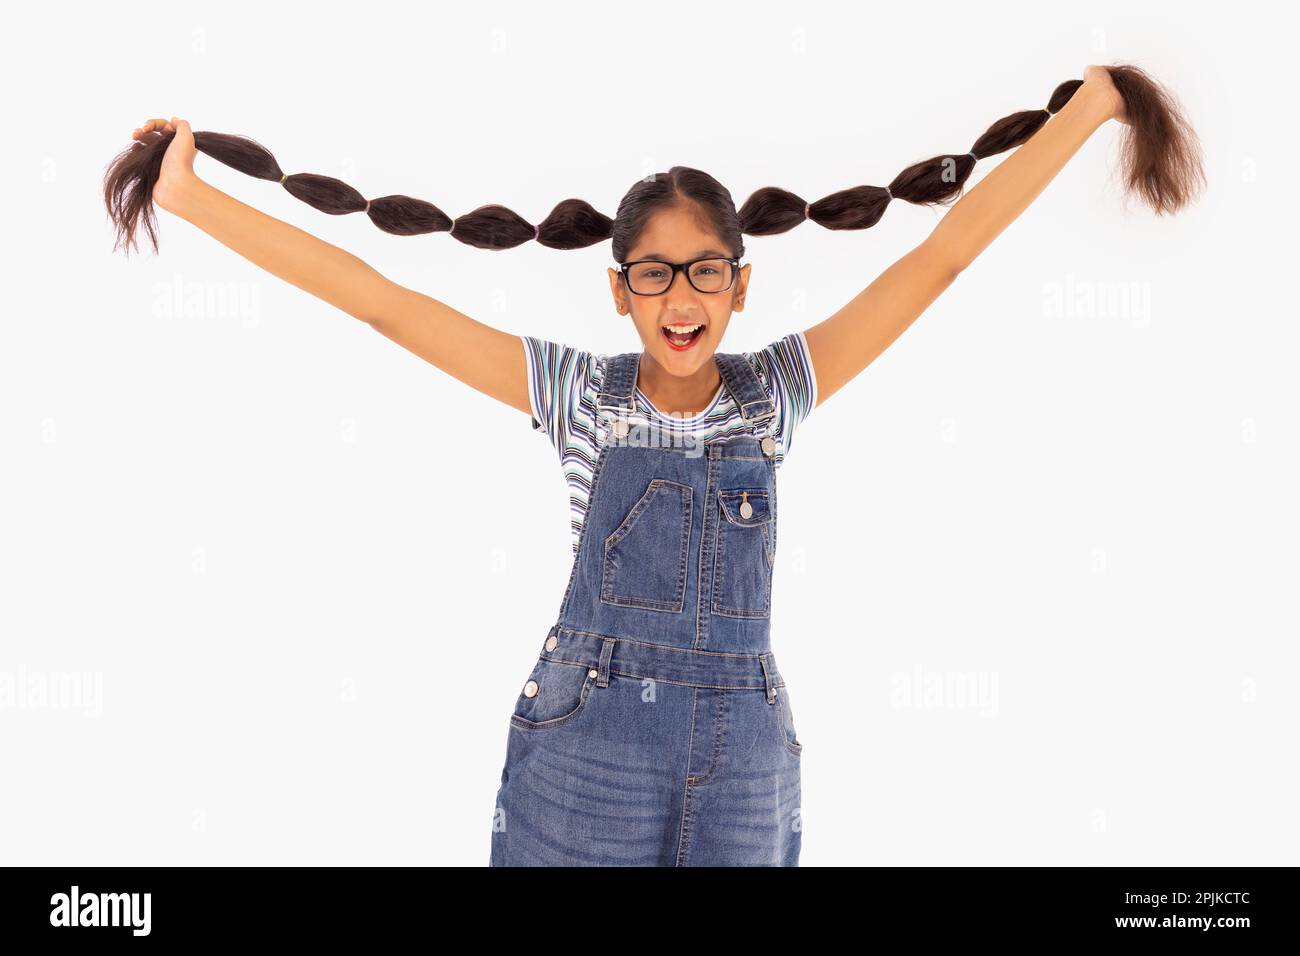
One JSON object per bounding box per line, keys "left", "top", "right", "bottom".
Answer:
{"left": 104, "top": 64, "right": 1201, "bottom": 866}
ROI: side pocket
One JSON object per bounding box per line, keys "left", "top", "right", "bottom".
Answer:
{"left": 775, "top": 685, "right": 803, "bottom": 756}
{"left": 510, "top": 659, "right": 595, "bottom": 733}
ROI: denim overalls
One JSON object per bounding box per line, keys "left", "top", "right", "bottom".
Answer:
{"left": 491, "top": 350, "right": 802, "bottom": 866}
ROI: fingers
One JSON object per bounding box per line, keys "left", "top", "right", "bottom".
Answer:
{"left": 131, "top": 117, "right": 175, "bottom": 141}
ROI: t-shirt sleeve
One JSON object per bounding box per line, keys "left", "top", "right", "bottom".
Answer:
{"left": 520, "top": 335, "right": 595, "bottom": 456}
{"left": 750, "top": 330, "right": 819, "bottom": 457}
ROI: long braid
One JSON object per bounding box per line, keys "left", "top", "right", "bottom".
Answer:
{"left": 103, "top": 125, "right": 612, "bottom": 255}
{"left": 103, "top": 64, "right": 1203, "bottom": 257}
{"left": 742, "top": 83, "right": 1082, "bottom": 236}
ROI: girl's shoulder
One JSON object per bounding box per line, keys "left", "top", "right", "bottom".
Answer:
{"left": 745, "top": 331, "right": 817, "bottom": 403}
{"left": 742, "top": 332, "right": 819, "bottom": 452}
{"left": 521, "top": 335, "right": 605, "bottom": 435}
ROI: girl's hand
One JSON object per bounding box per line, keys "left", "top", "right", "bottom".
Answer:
{"left": 1081, "top": 65, "right": 1129, "bottom": 126}
{"left": 132, "top": 116, "right": 199, "bottom": 211}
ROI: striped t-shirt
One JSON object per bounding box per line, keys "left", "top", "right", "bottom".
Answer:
{"left": 522, "top": 332, "right": 818, "bottom": 554}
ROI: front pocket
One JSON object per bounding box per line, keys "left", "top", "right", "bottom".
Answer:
{"left": 600, "top": 479, "right": 692, "bottom": 613}
{"left": 510, "top": 658, "right": 595, "bottom": 732}
{"left": 711, "top": 488, "right": 774, "bottom": 618}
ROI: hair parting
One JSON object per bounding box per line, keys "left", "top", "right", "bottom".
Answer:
{"left": 103, "top": 63, "right": 1203, "bottom": 260}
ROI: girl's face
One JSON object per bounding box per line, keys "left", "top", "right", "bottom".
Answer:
{"left": 607, "top": 205, "right": 751, "bottom": 379}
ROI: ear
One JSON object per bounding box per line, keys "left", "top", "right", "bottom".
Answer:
{"left": 608, "top": 266, "right": 629, "bottom": 314}
{"left": 732, "top": 262, "right": 751, "bottom": 312}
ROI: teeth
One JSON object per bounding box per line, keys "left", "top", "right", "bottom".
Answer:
{"left": 664, "top": 324, "right": 702, "bottom": 333}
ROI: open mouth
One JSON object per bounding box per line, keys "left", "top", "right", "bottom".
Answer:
{"left": 661, "top": 322, "right": 706, "bottom": 351}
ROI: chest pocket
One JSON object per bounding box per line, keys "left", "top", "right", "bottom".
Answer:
{"left": 601, "top": 479, "right": 693, "bottom": 613}
{"left": 712, "top": 488, "right": 774, "bottom": 619}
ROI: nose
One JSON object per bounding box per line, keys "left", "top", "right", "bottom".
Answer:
{"left": 663, "top": 266, "right": 702, "bottom": 304}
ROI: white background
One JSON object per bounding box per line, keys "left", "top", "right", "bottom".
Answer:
{"left": 2, "top": 0, "right": 1294, "bottom": 866}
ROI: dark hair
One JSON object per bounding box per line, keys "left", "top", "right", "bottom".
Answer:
{"left": 104, "top": 64, "right": 1203, "bottom": 260}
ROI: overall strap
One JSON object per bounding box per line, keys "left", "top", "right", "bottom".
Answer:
{"left": 596, "top": 352, "right": 640, "bottom": 414}
{"left": 715, "top": 352, "right": 775, "bottom": 426}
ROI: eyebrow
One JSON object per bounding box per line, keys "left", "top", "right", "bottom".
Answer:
{"left": 631, "top": 249, "right": 730, "bottom": 261}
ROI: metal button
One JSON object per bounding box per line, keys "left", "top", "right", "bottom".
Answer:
{"left": 588, "top": 669, "right": 599, "bottom": 679}
{"left": 761, "top": 435, "right": 777, "bottom": 457}
{"left": 522, "top": 680, "right": 539, "bottom": 698}
{"left": 612, "top": 417, "right": 630, "bottom": 438}
{"left": 545, "top": 635, "right": 558, "bottom": 652}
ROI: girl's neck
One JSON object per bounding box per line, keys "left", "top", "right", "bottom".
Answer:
{"left": 636, "top": 352, "right": 722, "bottom": 418}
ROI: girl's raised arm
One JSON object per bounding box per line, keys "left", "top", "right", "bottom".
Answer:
{"left": 121, "top": 118, "right": 530, "bottom": 418}
{"left": 802, "top": 66, "right": 1183, "bottom": 408}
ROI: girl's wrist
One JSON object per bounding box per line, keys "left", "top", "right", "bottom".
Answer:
{"left": 156, "top": 171, "right": 204, "bottom": 217}
{"left": 1076, "top": 75, "right": 1123, "bottom": 125}
{"left": 1058, "top": 81, "right": 1118, "bottom": 135}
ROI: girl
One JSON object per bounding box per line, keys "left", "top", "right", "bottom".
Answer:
{"left": 103, "top": 63, "right": 1202, "bottom": 866}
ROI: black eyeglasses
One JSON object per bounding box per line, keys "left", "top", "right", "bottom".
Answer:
{"left": 618, "top": 256, "right": 740, "bottom": 296}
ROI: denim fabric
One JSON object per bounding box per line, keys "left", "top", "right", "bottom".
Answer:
{"left": 491, "top": 351, "right": 802, "bottom": 866}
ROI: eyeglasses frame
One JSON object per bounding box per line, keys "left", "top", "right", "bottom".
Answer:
{"left": 617, "top": 256, "right": 742, "bottom": 296}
